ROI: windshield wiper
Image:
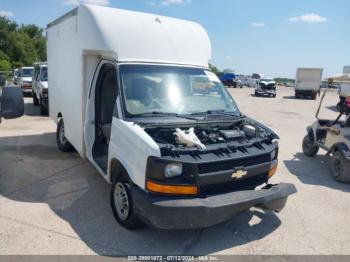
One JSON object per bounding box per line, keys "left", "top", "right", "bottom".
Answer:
{"left": 131, "top": 112, "right": 200, "bottom": 121}
{"left": 190, "top": 110, "right": 243, "bottom": 119}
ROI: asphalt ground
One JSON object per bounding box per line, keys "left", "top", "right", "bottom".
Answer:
{"left": 0, "top": 86, "right": 349, "bottom": 255}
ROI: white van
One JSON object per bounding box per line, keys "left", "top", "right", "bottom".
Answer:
{"left": 18, "top": 67, "right": 34, "bottom": 94}
{"left": 47, "top": 5, "right": 296, "bottom": 230}
{"left": 32, "top": 63, "right": 49, "bottom": 115}
{"left": 295, "top": 68, "right": 323, "bottom": 99}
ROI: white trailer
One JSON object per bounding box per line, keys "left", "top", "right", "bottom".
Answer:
{"left": 295, "top": 68, "right": 323, "bottom": 99}
{"left": 47, "top": 4, "right": 295, "bottom": 230}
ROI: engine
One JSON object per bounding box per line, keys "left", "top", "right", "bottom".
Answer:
{"left": 144, "top": 119, "right": 276, "bottom": 151}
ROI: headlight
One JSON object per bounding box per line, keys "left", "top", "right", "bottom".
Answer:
{"left": 164, "top": 163, "right": 183, "bottom": 178}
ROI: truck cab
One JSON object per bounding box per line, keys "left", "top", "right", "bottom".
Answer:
{"left": 32, "top": 63, "right": 49, "bottom": 115}
{"left": 47, "top": 4, "right": 296, "bottom": 230}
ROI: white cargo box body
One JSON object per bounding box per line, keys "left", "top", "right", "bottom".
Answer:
{"left": 343, "top": 66, "right": 350, "bottom": 74}
{"left": 47, "top": 4, "right": 211, "bottom": 157}
{"left": 340, "top": 83, "right": 350, "bottom": 98}
{"left": 295, "top": 68, "right": 323, "bottom": 91}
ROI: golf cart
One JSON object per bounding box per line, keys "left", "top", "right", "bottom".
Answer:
{"left": 302, "top": 77, "right": 350, "bottom": 182}
{"left": 330, "top": 74, "right": 350, "bottom": 112}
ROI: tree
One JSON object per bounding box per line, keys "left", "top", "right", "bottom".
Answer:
{"left": 0, "top": 59, "right": 11, "bottom": 71}
{"left": 0, "top": 16, "right": 46, "bottom": 69}
{"left": 0, "top": 50, "right": 11, "bottom": 71}
{"left": 209, "top": 63, "right": 222, "bottom": 76}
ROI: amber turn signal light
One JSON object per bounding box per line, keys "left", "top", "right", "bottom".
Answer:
{"left": 146, "top": 181, "right": 198, "bottom": 196}
{"left": 268, "top": 163, "right": 278, "bottom": 179}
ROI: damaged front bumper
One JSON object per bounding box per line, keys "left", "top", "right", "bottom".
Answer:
{"left": 256, "top": 89, "right": 276, "bottom": 95}
{"left": 132, "top": 183, "right": 297, "bottom": 230}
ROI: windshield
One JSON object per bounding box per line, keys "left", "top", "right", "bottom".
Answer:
{"left": 41, "top": 67, "right": 48, "bottom": 81}
{"left": 120, "top": 65, "right": 240, "bottom": 119}
{"left": 22, "top": 68, "right": 33, "bottom": 77}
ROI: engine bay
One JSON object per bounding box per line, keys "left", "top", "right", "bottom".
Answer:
{"left": 144, "top": 118, "right": 277, "bottom": 153}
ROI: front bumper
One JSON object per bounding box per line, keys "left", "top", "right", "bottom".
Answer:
{"left": 295, "top": 90, "right": 317, "bottom": 96}
{"left": 22, "top": 88, "right": 32, "bottom": 93}
{"left": 256, "top": 89, "right": 276, "bottom": 95}
{"left": 132, "top": 183, "right": 297, "bottom": 230}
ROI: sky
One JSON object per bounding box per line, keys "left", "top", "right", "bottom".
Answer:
{"left": 1, "top": 0, "right": 349, "bottom": 78}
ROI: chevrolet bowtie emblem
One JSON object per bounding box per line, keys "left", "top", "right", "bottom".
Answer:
{"left": 232, "top": 170, "right": 248, "bottom": 179}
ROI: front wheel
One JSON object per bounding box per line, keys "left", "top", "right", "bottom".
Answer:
{"left": 32, "top": 90, "right": 39, "bottom": 106}
{"left": 111, "top": 179, "right": 145, "bottom": 230}
{"left": 302, "top": 135, "right": 319, "bottom": 157}
{"left": 40, "top": 97, "right": 48, "bottom": 115}
{"left": 56, "top": 118, "right": 74, "bottom": 152}
{"left": 331, "top": 151, "right": 350, "bottom": 183}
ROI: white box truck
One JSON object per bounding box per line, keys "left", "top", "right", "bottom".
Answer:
{"left": 295, "top": 68, "right": 323, "bottom": 99}
{"left": 47, "top": 4, "right": 296, "bottom": 230}
{"left": 343, "top": 66, "right": 350, "bottom": 74}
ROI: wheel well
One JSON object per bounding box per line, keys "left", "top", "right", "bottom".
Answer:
{"left": 110, "top": 159, "right": 131, "bottom": 183}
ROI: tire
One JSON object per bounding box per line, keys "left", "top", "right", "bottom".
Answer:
{"left": 302, "top": 135, "right": 319, "bottom": 157}
{"left": 56, "top": 118, "right": 74, "bottom": 152}
{"left": 40, "top": 97, "right": 48, "bottom": 115}
{"left": 255, "top": 91, "right": 259, "bottom": 97}
{"left": 111, "top": 179, "right": 145, "bottom": 230}
{"left": 330, "top": 151, "right": 350, "bottom": 183}
{"left": 311, "top": 93, "right": 317, "bottom": 100}
{"left": 273, "top": 94, "right": 276, "bottom": 98}
{"left": 32, "top": 90, "right": 39, "bottom": 106}
{"left": 295, "top": 92, "right": 299, "bottom": 99}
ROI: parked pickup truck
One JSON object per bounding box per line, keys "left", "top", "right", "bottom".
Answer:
{"left": 221, "top": 73, "right": 237, "bottom": 88}
{"left": 47, "top": 4, "right": 296, "bottom": 230}
{"left": 255, "top": 78, "right": 277, "bottom": 97}
{"left": 18, "top": 67, "right": 34, "bottom": 95}
{"left": 32, "top": 62, "right": 49, "bottom": 115}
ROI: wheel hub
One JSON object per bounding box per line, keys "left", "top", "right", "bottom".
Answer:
{"left": 114, "top": 182, "right": 130, "bottom": 221}
{"left": 59, "top": 125, "right": 66, "bottom": 144}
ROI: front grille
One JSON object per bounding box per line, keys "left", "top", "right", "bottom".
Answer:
{"left": 200, "top": 173, "right": 268, "bottom": 196}
{"left": 197, "top": 154, "right": 270, "bottom": 174}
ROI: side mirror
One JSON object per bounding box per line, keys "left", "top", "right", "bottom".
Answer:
{"left": 0, "top": 86, "right": 24, "bottom": 119}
